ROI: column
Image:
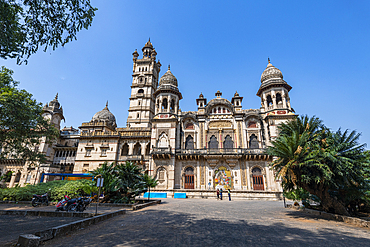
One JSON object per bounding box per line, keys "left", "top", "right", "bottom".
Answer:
{"left": 264, "top": 166, "right": 270, "bottom": 191}
{"left": 128, "top": 143, "right": 134, "bottom": 155}
{"left": 8, "top": 172, "right": 16, "bottom": 188}
{"left": 272, "top": 91, "right": 277, "bottom": 108}
{"left": 167, "top": 95, "right": 171, "bottom": 112}
{"left": 246, "top": 163, "right": 251, "bottom": 190}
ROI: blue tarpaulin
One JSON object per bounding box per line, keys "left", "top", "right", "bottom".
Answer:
{"left": 143, "top": 192, "right": 167, "bottom": 198}
{"left": 174, "top": 193, "right": 187, "bottom": 199}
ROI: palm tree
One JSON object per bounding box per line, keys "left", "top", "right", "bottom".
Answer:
{"left": 115, "top": 161, "right": 147, "bottom": 203}
{"left": 267, "top": 115, "right": 370, "bottom": 216}
{"left": 143, "top": 173, "right": 158, "bottom": 202}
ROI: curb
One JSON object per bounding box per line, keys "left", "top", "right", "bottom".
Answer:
{"left": 16, "top": 209, "right": 126, "bottom": 247}
{"left": 289, "top": 207, "right": 370, "bottom": 228}
{"left": 0, "top": 210, "right": 95, "bottom": 218}
{"left": 132, "top": 199, "right": 161, "bottom": 210}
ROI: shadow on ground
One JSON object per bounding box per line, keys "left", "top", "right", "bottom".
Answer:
{"left": 43, "top": 208, "right": 370, "bottom": 247}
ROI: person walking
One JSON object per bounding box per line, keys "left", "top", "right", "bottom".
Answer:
{"left": 216, "top": 189, "right": 220, "bottom": 200}
{"left": 220, "top": 188, "right": 223, "bottom": 200}
{"left": 228, "top": 189, "right": 231, "bottom": 201}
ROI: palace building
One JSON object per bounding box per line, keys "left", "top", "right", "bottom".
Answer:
{"left": 1, "top": 40, "right": 296, "bottom": 198}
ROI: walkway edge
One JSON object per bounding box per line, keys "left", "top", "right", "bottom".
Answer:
{"left": 295, "top": 207, "right": 370, "bottom": 228}
{"left": 16, "top": 209, "right": 126, "bottom": 247}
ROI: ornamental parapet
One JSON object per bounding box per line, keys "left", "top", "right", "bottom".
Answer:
{"left": 80, "top": 131, "right": 119, "bottom": 137}
{"left": 174, "top": 148, "right": 270, "bottom": 160}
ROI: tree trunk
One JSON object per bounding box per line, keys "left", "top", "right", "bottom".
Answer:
{"left": 148, "top": 187, "right": 150, "bottom": 202}
{"left": 301, "top": 183, "right": 350, "bottom": 216}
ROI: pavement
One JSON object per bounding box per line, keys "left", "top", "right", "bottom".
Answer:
{"left": 0, "top": 204, "right": 124, "bottom": 246}
{"left": 39, "top": 198, "right": 370, "bottom": 247}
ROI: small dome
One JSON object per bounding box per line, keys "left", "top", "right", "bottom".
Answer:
{"left": 159, "top": 65, "right": 178, "bottom": 87}
{"left": 91, "top": 102, "right": 117, "bottom": 128}
{"left": 261, "top": 59, "right": 283, "bottom": 83}
{"left": 144, "top": 39, "right": 153, "bottom": 49}
{"left": 49, "top": 93, "right": 60, "bottom": 108}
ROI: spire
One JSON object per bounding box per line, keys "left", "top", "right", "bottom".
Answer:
{"left": 215, "top": 90, "right": 222, "bottom": 98}
{"left": 55, "top": 93, "right": 58, "bottom": 101}
{"left": 104, "top": 101, "right": 109, "bottom": 110}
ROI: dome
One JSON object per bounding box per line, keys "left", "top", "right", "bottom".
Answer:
{"left": 91, "top": 102, "right": 117, "bottom": 128}
{"left": 143, "top": 39, "right": 153, "bottom": 49}
{"left": 260, "top": 59, "right": 283, "bottom": 83}
{"left": 159, "top": 65, "right": 178, "bottom": 87}
{"left": 49, "top": 93, "right": 60, "bottom": 108}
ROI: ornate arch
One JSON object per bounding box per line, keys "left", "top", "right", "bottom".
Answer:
{"left": 249, "top": 165, "right": 266, "bottom": 175}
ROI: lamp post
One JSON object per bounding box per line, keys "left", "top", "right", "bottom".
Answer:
{"left": 95, "top": 175, "right": 103, "bottom": 215}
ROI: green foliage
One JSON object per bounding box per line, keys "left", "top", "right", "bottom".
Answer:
{"left": 0, "top": 179, "right": 96, "bottom": 201}
{"left": 283, "top": 187, "right": 310, "bottom": 201}
{"left": 267, "top": 115, "right": 370, "bottom": 216}
{"left": 90, "top": 161, "right": 157, "bottom": 203}
{"left": 0, "top": 0, "right": 97, "bottom": 64}
{"left": 0, "top": 66, "right": 59, "bottom": 163}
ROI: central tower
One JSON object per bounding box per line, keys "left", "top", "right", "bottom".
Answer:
{"left": 127, "top": 39, "right": 162, "bottom": 128}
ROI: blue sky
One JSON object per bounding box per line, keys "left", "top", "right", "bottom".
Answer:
{"left": 2, "top": 1, "right": 370, "bottom": 146}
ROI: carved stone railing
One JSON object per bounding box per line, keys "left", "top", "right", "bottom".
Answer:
{"left": 152, "top": 147, "right": 172, "bottom": 154}
{"left": 175, "top": 148, "right": 265, "bottom": 155}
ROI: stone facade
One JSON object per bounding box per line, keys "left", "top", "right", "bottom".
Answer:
{"left": 1, "top": 40, "right": 296, "bottom": 193}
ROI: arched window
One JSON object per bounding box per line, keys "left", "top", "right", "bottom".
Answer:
{"left": 223, "top": 135, "right": 234, "bottom": 150}
{"left": 223, "top": 108, "right": 226, "bottom": 113}
{"left": 248, "top": 121, "right": 257, "bottom": 128}
{"left": 139, "top": 67, "right": 141, "bottom": 72}
{"left": 121, "top": 143, "right": 129, "bottom": 156}
{"left": 185, "top": 122, "right": 194, "bottom": 129}
{"left": 140, "top": 77, "right": 143, "bottom": 83}
{"left": 208, "top": 135, "right": 218, "bottom": 149}
{"left": 218, "top": 107, "right": 221, "bottom": 113}
{"left": 276, "top": 93, "right": 282, "bottom": 104}
{"left": 200, "top": 102, "right": 203, "bottom": 107}
{"left": 145, "top": 67, "right": 147, "bottom": 71}
{"left": 267, "top": 95, "right": 273, "bottom": 106}
{"left": 185, "top": 135, "right": 194, "bottom": 150}
{"left": 162, "top": 98, "right": 168, "bottom": 110}
{"left": 133, "top": 143, "right": 141, "bottom": 155}
{"left": 137, "top": 113, "right": 140, "bottom": 118}
{"left": 213, "top": 108, "right": 216, "bottom": 113}
{"left": 138, "top": 89, "right": 144, "bottom": 94}
{"left": 184, "top": 167, "right": 194, "bottom": 189}
{"left": 158, "top": 133, "right": 169, "bottom": 148}
{"left": 249, "top": 134, "right": 259, "bottom": 149}
{"left": 252, "top": 167, "right": 261, "bottom": 175}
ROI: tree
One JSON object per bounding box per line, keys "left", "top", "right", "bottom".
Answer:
{"left": 0, "top": 0, "right": 97, "bottom": 64}
{"left": 0, "top": 66, "right": 59, "bottom": 163}
{"left": 143, "top": 173, "right": 158, "bottom": 202}
{"left": 267, "top": 115, "right": 370, "bottom": 216}
{"left": 115, "top": 162, "right": 147, "bottom": 203}
{"left": 90, "top": 161, "right": 153, "bottom": 203}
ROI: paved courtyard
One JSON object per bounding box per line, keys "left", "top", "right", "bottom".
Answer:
{"left": 42, "top": 198, "right": 370, "bottom": 247}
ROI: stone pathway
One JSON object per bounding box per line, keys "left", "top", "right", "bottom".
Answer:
{"left": 0, "top": 204, "right": 123, "bottom": 246}
{"left": 42, "top": 199, "right": 370, "bottom": 247}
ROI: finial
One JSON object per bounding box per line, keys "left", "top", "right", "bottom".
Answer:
{"left": 168, "top": 64, "right": 170, "bottom": 70}
{"left": 106, "top": 101, "right": 108, "bottom": 107}
{"left": 104, "top": 100, "right": 109, "bottom": 110}
{"left": 149, "top": 37, "right": 150, "bottom": 42}
{"left": 55, "top": 93, "right": 58, "bottom": 100}
{"left": 268, "top": 57, "right": 270, "bottom": 63}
